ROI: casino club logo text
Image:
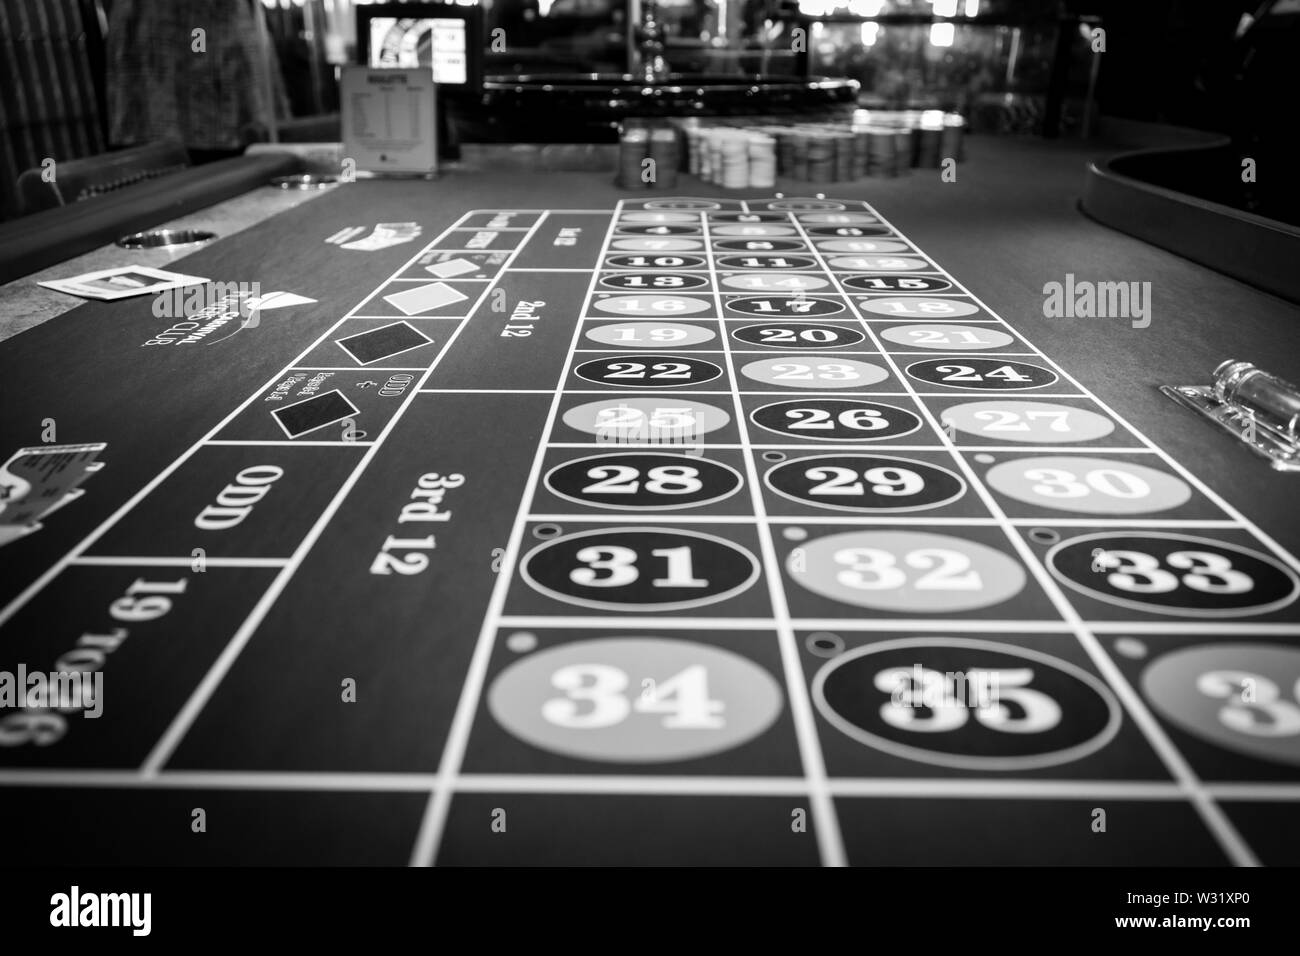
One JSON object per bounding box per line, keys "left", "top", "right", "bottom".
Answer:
{"left": 144, "top": 282, "right": 261, "bottom": 346}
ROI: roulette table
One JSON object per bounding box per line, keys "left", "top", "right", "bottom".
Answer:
{"left": 1, "top": 139, "right": 1298, "bottom": 866}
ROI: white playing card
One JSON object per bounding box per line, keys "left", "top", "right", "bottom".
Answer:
{"left": 383, "top": 282, "right": 469, "bottom": 315}
{"left": 425, "top": 258, "right": 478, "bottom": 279}
{"left": 39, "top": 265, "right": 209, "bottom": 301}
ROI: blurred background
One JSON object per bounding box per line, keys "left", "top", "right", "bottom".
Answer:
{"left": 2, "top": 0, "right": 1296, "bottom": 219}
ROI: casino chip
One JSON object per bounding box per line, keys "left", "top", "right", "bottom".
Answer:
{"left": 812, "top": 638, "right": 1121, "bottom": 770}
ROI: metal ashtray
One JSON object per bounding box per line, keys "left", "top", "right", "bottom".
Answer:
{"left": 115, "top": 228, "right": 218, "bottom": 249}
{"left": 271, "top": 174, "right": 339, "bottom": 190}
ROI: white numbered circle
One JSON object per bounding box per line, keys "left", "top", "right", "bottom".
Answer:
{"left": 881, "top": 324, "right": 1013, "bottom": 350}
{"left": 586, "top": 323, "right": 715, "bottom": 348}
{"left": 861, "top": 297, "right": 980, "bottom": 318}
{"left": 488, "top": 637, "right": 784, "bottom": 762}
{"left": 789, "top": 530, "right": 1027, "bottom": 612}
{"left": 562, "top": 397, "right": 731, "bottom": 441}
{"left": 985, "top": 456, "right": 1192, "bottom": 515}
{"left": 740, "top": 356, "right": 889, "bottom": 389}
{"left": 941, "top": 401, "right": 1116, "bottom": 443}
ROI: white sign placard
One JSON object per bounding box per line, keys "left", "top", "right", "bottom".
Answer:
{"left": 341, "top": 66, "right": 437, "bottom": 175}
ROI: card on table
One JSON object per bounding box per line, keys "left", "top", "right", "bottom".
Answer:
{"left": 334, "top": 322, "right": 432, "bottom": 365}
{"left": 271, "top": 390, "right": 361, "bottom": 439}
{"left": 425, "top": 258, "right": 479, "bottom": 279}
{"left": 38, "top": 265, "right": 209, "bottom": 301}
{"left": 0, "top": 443, "right": 107, "bottom": 529}
{"left": 382, "top": 281, "right": 468, "bottom": 316}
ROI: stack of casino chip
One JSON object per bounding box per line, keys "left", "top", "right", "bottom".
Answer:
{"left": 864, "top": 126, "right": 898, "bottom": 177}
{"left": 832, "top": 132, "right": 854, "bottom": 182}
{"left": 851, "top": 130, "right": 870, "bottom": 179}
{"left": 747, "top": 133, "right": 777, "bottom": 189}
{"left": 790, "top": 130, "right": 809, "bottom": 180}
{"left": 775, "top": 129, "right": 795, "bottom": 177}
{"left": 941, "top": 112, "right": 966, "bottom": 164}
{"left": 720, "top": 132, "right": 750, "bottom": 188}
{"left": 893, "top": 126, "right": 913, "bottom": 174}
{"left": 648, "top": 127, "right": 679, "bottom": 189}
{"left": 617, "top": 126, "right": 649, "bottom": 188}
{"left": 916, "top": 110, "right": 944, "bottom": 168}
{"left": 668, "top": 111, "right": 968, "bottom": 184}
{"left": 806, "top": 132, "right": 834, "bottom": 183}
{"left": 685, "top": 125, "right": 703, "bottom": 176}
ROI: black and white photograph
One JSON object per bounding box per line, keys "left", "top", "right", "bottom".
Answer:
{"left": 0, "top": 0, "right": 1296, "bottom": 937}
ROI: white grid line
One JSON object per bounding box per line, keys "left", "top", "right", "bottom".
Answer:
{"left": 0, "top": 213, "right": 477, "bottom": 631}
{"left": 702, "top": 208, "right": 847, "bottom": 867}
{"left": 855, "top": 199, "right": 1274, "bottom": 866}
{"left": 408, "top": 207, "right": 623, "bottom": 867}
{"left": 2, "top": 200, "right": 1294, "bottom": 868}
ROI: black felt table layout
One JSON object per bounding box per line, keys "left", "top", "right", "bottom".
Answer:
{"left": 1, "top": 157, "right": 1298, "bottom": 866}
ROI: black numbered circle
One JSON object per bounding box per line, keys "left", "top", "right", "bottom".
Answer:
{"left": 709, "top": 212, "right": 789, "bottom": 222}
{"left": 544, "top": 453, "right": 743, "bottom": 511}
{"left": 600, "top": 272, "right": 710, "bottom": 291}
{"left": 617, "top": 224, "right": 701, "bottom": 236}
{"left": 606, "top": 254, "right": 705, "bottom": 270}
{"left": 1047, "top": 532, "right": 1299, "bottom": 617}
{"left": 813, "top": 638, "right": 1120, "bottom": 770}
{"left": 751, "top": 399, "right": 922, "bottom": 442}
{"left": 907, "top": 358, "right": 1058, "bottom": 391}
{"left": 715, "top": 255, "right": 817, "bottom": 271}
{"left": 522, "top": 527, "right": 759, "bottom": 611}
{"left": 733, "top": 323, "right": 865, "bottom": 349}
{"left": 807, "top": 225, "right": 894, "bottom": 238}
{"left": 765, "top": 454, "right": 965, "bottom": 513}
{"left": 575, "top": 354, "right": 723, "bottom": 388}
{"left": 711, "top": 238, "right": 806, "bottom": 253}
{"left": 844, "top": 274, "right": 953, "bottom": 293}
{"left": 726, "top": 295, "right": 845, "bottom": 318}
